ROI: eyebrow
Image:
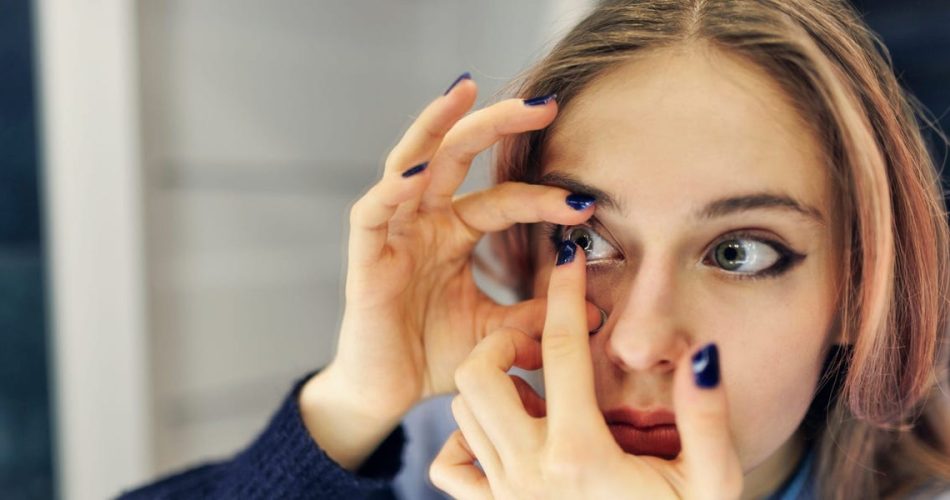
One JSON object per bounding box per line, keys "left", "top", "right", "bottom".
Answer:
{"left": 538, "top": 171, "right": 624, "bottom": 213}
{"left": 537, "top": 171, "right": 825, "bottom": 224}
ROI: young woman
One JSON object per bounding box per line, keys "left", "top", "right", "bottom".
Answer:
{"left": 122, "top": 1, "right": 950, "bottom": 498}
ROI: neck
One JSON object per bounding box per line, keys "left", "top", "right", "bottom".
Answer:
{"left": 741, "top": 430, "right": 806, "bottom": 500}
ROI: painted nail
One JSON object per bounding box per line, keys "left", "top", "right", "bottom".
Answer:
{"left": 523, "top": 93, "right": 557, "bottom": 106}
{"left": 566, "top": 193, "right": 596, "bottom": 211}
{"left": 556, "top": 240, "right": 576, "bottom": 266}
{"left": 589, "top": 307, "right": 607, "bottom": 335}
{"left": 401, "top": 162, "right": 428, "bottom": 178}
{"left": 444, "top": 72, "right": 472, "bottom": 95}
{"left": 692, "top": 343, "right": 720, "bottom": 389}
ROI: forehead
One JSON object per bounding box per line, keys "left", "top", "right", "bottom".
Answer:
{"left": 544, "top": 44, "right": 830, "bottom": 219}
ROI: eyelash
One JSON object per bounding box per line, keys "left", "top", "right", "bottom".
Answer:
{"left": 542, "top": 221, "right": 806, "bottom": 281}
{"left": 705, "top": 231, "right": 805, "bottom": 281}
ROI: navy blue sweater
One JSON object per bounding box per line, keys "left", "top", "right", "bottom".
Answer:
{"left": 117, "top": 374, "right": 406, "bottom": 499}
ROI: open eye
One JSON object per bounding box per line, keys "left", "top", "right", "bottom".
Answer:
{"left": 560, "top": 225, "right": 620, "bottom": 262}
{"left": 703, "top": 236, "right": 792, "bottom": 276}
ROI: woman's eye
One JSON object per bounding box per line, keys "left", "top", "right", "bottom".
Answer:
{"left": 704, "top": 237, "right": 787, "bottom": 275}
{"left": 559, "top": 225, "right": 619, "bottom": 262}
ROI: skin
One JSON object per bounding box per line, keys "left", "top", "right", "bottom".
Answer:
{"left": 429, "top": 43, "right": 843, "bottom": 499}
{"left": 537, "top": 44, "right": 839, "bottom": 496}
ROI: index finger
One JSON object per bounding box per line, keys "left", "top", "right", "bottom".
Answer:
{"left": 541, "top": 240, "right": 602, "bottom": 435}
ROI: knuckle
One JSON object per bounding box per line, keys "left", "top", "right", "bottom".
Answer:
{"left": 546, "top": 278, "right": 575, "bottom": 297}
{"left": 440, "top": 128, "right": 476, "bottom": 164}
{"left": 454, "top": 361, "right": 479, "bottom": 393}
{"left": 420, "top": 122, "right": 443, "bottom": 143}
{"left": 348, "top": 198, "right": 367, "bottom": 225}
{"left": 383, "top": 148, "right": 408, "bottom": 173}
{"left": 449, "top": 395, "right": 466, "bottom": 419}
{"left": 427, "top": 460, "right": 448, "bottom": 490}
{"left": 542, "top": 329, "right": 578, "bottom": 355}
{"left": 495, "top": 181, "right": 521, "bottom": 198}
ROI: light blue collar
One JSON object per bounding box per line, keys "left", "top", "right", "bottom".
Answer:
{"left": 765, "top": 447, "right": 816, "bottom": 500}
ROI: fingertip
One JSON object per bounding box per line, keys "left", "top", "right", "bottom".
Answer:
{"left": 673, "top": 343, "right": 723, "bottom": 408}
{"left": 443, "top": 72, "right": 472, "bottom": 96}
{"left": 565, "top": 193, "right": 596, "bottom": 211}
{"left": 555, "top": 240, "right": 578, "bottom": 267}
{"left": 691, "top": 343, "right": 720, "bottom": 390}
{"left": 443, "top": 75, "right": 478, "bottom": 105}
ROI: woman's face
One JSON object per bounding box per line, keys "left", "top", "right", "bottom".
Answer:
{"left": 531, "top": 45, "right": 840, "bottom": 492}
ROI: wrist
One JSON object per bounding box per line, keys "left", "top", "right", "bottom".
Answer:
{"left": 298, "top": 367, "right": 408, "bottom": 471}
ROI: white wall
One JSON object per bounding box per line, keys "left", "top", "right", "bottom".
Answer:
{"left": 37, "top": 1, "right": 151, "bottom": 499}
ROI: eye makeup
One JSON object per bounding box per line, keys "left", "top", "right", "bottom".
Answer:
{"left": 541, "top": 221, "right": 807, "bottom": 281}
{"left": 700, "top": 230, "right": 806, "bottom": 281}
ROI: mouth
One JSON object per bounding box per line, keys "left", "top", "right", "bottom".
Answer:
{"left": 604, "top": 407, "right": 681, "bottom": 460}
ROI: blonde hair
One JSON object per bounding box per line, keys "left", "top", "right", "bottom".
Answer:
{"left": 491, "top": 1, "right": 950, "bottom": 498}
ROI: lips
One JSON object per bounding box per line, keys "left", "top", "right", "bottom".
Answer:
{"left": 604, "top": 407, "right": 681, "bottom": 459}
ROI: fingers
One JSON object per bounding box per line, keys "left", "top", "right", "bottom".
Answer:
{"left": 673, "top": 343, "right": 744, "bottom": 500}
{"left": 429, "top": 430, "right": 492, "bottom": 500}
{"left": 450, "top": 395, "right": 502, "bottom": 480}
{"left": 541, "top": 241, "right": 603, "bottom": 436}
{"left": 348, "top": 75, "right": 477, "bottom": 266}
{"left": 385, "top": 75, "right": 477, "bottom": 178}
{"left": 422, "top": 96, "right": 558, "bottom": 208}
{"left": 485, "top": 297, "right": 603, "bottom": 342}
{"left": 453, "top": 182, "right": 594, "bottom": 245}
{"left": 455, "top": 328, "right": 543, "bottom": 456}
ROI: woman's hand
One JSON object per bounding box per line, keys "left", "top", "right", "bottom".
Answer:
{"left": 300, "top": 76, "right": 601, "bottom": 469}
{"left": 429, "top": 241, "right": 744, "bottom": 500}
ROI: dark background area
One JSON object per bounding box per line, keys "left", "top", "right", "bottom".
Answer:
{"left": 0, "top": 1, "right": 945, "bottom": 498}
{"left": 853, "top": 0, "right": 950, "bottom": 184}
{"left": 0, "top": 0, "right": 54, "bottom": 499}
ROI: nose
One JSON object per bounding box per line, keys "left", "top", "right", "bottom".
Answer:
{"left": 603, "top": 263, "right": 690, "bottom": 374}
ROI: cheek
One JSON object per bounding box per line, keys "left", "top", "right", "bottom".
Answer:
{"left": 698, "top": 272, "right": 836, "bottom": 469}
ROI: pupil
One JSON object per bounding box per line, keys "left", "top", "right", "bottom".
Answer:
{"left": 569, "top": 230, "right": 592, "bottom": 251}
{"left": 717, "top": 241, "right": 746, "bottom": 270}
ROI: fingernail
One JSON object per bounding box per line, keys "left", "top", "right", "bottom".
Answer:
{"left": 692, "top": 343, "right": 720, "bottom": 389}
{"left": 589, "top": 307, "right": 607, "bottom": 335}
{"left": 556, "top": 240, "right": 576, "bottom": 266}
{"left": 443, "top": 72, "right": 471, "bottom": 95}
{"left": 401, "top": 162, "right": 428, "bottom": 178}
{"left": 523, "top": 93, "right": 557, "bottom": 106}
{"left": 566, "top": 193, "right": 596, "bottom": 211}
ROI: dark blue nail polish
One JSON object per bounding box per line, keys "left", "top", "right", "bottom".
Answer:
{"left": 523, "top": 93, "right": 557, "bottom": 106}
{"left": 444, "top": 72, "right": 471, "bottom": 95}
{"left": 566, "top": 193, "right": 596, "bottom": 211}
{"left": 692, "top": 344, "right": 720, "bottom": 389}
{"left": 401, "top": 162, "right": 428, "bottom": 178}
{"left": 556, "top": 240, "right": 576, "bottom": 266}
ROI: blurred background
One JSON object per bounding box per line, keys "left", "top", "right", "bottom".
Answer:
{"left": 0, "top": 1, "right": 947, "bottom": 499}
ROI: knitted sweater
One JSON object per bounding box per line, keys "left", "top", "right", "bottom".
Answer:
{"left": 117, "top": 373, "right": 405, "bottom": 500}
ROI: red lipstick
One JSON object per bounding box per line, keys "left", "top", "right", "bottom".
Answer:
{"left": 603, "top": 407, "right": 681, "bottom": 459}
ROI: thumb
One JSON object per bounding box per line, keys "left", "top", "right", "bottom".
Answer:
{"left": 673, "top": 343, "right": 743, "bottom": 500}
